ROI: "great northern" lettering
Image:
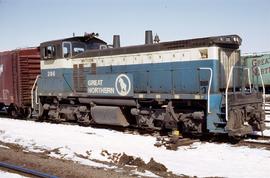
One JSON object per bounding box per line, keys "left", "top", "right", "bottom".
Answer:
{"left": 88, "top": 80, "right": 103, "bottom": 86}
{"left": 87, "top": 87, "right": 114, "bottom": 94}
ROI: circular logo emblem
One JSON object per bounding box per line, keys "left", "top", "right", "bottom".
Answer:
{"left": 115, "top": 74, "right": 131, "bottom": 96}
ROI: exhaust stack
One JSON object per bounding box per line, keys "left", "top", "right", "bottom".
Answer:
{"left": 145, "top": 30, "right": 153, "bottom": 45}
{"left": 113, "top": 35, "right": 120, "bottom": 48}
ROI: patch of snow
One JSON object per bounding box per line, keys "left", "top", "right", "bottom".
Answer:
{"left": 1, "top": 117, "right": 270, "bottom": 178}
{"left": 0, "top": 170, "right": 28, "bottom": 178}
{"left": 69, "top": 155, "right": 115, "bottom": 169}
{"left": 265, "top": 115, "right": 270, "bottom": 122}
{"left": 244, "top": 139, "right": 270, "bottom": 143}
{"left": 0, "top": 144, "right": 9, "bottom": 149}
{"left": 131, "top": 169, "right": 160, "bottom": 178}
{"left": 254, "top": 129, "right": 270, "bottom": 137}
{"left": 251, "top": 115, "right": 270, "bottom": 136}
{"left": 263, "top": 129, "right": 270, "bottom": 136}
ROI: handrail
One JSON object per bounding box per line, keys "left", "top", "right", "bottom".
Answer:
{"left": 31, "top": 75, "right": 40, "bottom": 109}
{"left": 255, "top": 66, "right": 265, "bottom": 110}
{"left": 243, "top": 68, "right": 251, "bottom": 93}
{"left": 225, "top": 66, "right": 241, "bottom": 121}
{"left": 198, "top": 67, "right": 212, "bottom": 113}
{"left": 226, "top": 66, "right": 264, "bottom": 121}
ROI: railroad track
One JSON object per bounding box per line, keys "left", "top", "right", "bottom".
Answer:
{"left": 239, "top": 135, "right": 270, "bottom": 149}
{"left": 240, "top": 140, "right": 270, "bottom": 149}
{"left": 264, "top": 103, "right": 270, "bottom": 115}
{"left": 264, "top": 95, "right": 270, "bottom": 119}
{"left": 0, "top": 161, "right": 58, "bottom": 178}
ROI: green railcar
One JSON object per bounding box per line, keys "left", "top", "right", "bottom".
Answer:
{"left": 242, "top": 52, "right": 270, "bottom": 92}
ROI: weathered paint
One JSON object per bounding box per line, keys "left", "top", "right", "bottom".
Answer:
{"left": 0, "top": 48, "right": 40, "bottom": 106}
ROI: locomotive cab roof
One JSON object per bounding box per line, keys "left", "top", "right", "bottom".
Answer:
{"left": 40, "top": 35, "right": 107, "bottom": 47}
{"left": 40, "top": 34, "right": 242, "bottom": 60}
{"left": 40, "top": 35, "right": 107, "bottom": 60}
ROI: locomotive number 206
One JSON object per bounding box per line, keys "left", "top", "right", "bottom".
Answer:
{"left": 47, "top": 70, "right": 56, "bottom": 77}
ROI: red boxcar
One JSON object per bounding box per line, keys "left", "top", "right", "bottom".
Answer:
{"left": 0, "top": 48, "right": 40, "bottom": 117}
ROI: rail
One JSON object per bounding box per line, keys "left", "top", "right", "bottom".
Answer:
{"left": 198, "top": 67, "right": 212, "bottom": 113}
{"left": 225, "top": 66, "right": 264, "bottom": 121}
{"left": 0, "top": 161, "right": 58, "bottom": 178}
{"left": 31, "top": 75, "right": 40, "bottom": 109}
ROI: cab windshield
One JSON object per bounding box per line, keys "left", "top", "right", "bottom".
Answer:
{"left": 62, "top": 41, "right": 86, "bottom": 58}
{"left": 72, "top": 42, "right": 86, "bottom": 56}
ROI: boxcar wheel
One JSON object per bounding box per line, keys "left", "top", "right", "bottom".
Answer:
{"left": 24, "top": 107, "right": 32, "bottom": 119}
{"left": 7, "top": 105, "right": 19, "bottom": 118}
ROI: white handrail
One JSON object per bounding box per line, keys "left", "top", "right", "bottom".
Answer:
{"left": 31, "top": 75, "right": 40, "bottom": 109}
{"left": 225, "top": 67, "right": 234, "bottom": 121}
{"left": 226, "top": 66, "right": 264, "bottom": 121}
{"left": 243, "top": 68, "right": 251, "bottom": 93}
{"left": 256, "top": 66, "right": 265, "bottom": 110}
{"left": 35, "top": 86, "right": 39, "bottom": 105}
{"left": 198, "top": 67, "right": 212, "bottom": 113}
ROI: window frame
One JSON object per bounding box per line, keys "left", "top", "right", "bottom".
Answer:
{"left": 62, "top": 41, "right": 72, "bottom": 58}
{"left": 42, "top": 45, "right": 56, "bottom": 60}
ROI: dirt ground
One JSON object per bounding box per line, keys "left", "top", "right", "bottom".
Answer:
{"left": 0, "top": 143, "right": 134, "bottom": 178}
{"left": 0, "top": 141, "right": 186, "bottom": 178}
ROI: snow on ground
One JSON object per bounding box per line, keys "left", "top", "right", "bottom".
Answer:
{"left": 0, "top": 118, "right": 270, "bottom": 178}
{"left": 266, "top": 115, "right": 270, "bottom": 122}
{"left": 0, "top": 170, "right": 28, "bottom": 178}
{"left": 254, "top": 115, "right": 270, "bottom": 136}
{"left": 0, "top": 144, "right": 9, "bottom": 149}
{"left": 131, "top": 170, "right": 160, "bottom": 178}
{"left": 262, "top": 129, "right": 270, "bottom": 136}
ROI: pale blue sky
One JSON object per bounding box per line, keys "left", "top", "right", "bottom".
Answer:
{"left": 0, "top": 0, "right": 269, "bottom": 53}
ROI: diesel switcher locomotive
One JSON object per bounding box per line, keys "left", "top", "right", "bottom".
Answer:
{"left": 32, "top": 31, "right": 265, "bottom": 137}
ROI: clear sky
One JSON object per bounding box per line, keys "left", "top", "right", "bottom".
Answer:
{"left": 0, "top": 0, "right": 269, "bottom": 53}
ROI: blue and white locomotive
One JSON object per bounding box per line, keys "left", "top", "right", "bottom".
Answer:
{"left": 35, "top": 31, "right": 265, "bottom": 136}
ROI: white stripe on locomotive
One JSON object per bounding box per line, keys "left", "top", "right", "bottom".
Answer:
{"left": 41, "top": 46, "right": 219, "bottom": 69}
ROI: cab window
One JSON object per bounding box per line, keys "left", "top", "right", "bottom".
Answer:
{"left": 72, "top": 42, "right": 86, "bottom": 56}
{"left": 43, "top": 45, "right": 56, "bottom": 60}
{"left": 62, "top": 42, "right": 72, "bottom": 58}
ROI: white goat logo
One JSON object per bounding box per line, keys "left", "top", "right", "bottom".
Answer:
{"left": 118, "top": 77, "right": 127, "bottom": 94}
{"left": 115, "top": 74, "right": 131, "bottom": 96}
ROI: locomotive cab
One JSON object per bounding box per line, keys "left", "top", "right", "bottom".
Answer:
{"left": 40, "top": 34, "right": 107, "bottom": 60}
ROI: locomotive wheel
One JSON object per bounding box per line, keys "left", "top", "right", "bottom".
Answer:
{"left": 78, "top": 113, "right": 92, "bottom": 126}
{"left": 37, "top": 103, "right": 49, "bottom": 122}
{"left": 10, "top": 109, "right": 18, "bottom": 118}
